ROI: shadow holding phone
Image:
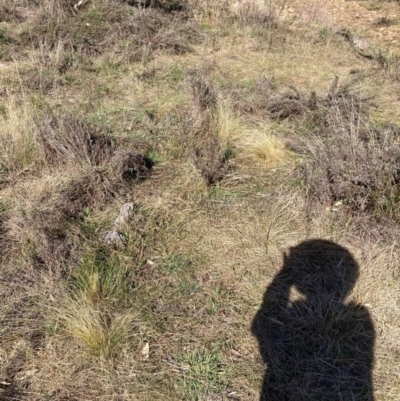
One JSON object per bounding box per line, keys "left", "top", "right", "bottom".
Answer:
{"left": 252, "top": 239, "right": 375, "bottom": 401}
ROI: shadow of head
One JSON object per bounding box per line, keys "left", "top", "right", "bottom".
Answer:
{"left": 283, "top": 239, "right": 359, "bottom": 302}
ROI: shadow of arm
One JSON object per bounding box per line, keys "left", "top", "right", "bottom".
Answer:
{"left": 251, "top": 260, "right": 293, "bottom": 359}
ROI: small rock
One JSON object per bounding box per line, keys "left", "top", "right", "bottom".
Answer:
{"left": 145, "top": 259, "right": 155, "bottom": 268}
{"left": 353, "top": 36, "right": 374, "bottom": 58}
{"left": 141, "top": 342, "right": 149, "bottom": 360}
{"left": 102, "top": 230, "right": 126, "bottom": 247}
{"left": 114, "top": 202, "right": 135, "bottom": 226}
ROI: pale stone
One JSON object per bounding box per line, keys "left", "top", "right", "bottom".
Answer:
{"left": 114, "top": 202, "right": 135, "bottom": 226}
{"left": 102, "top": 230, "right": 126, "bottom": 247}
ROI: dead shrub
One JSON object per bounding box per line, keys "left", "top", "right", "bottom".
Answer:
{"left": 265, "top": 76, "right": 372, "bottom": 122}
{"left": 231, "top": 0, "right": 287, "bottom": 28}
{"left": 126, "top": 0, "right": 189, "bottom": 12}
{"left": 42, "top": 149, "right": 151, "bottom": 225}
{"left": 38, "top": 114, "right": 116, "bottom": 168}
{"left": 0, "top": 202, "right": 9, "bottom": 260}
{"left": 57, "top": 169, "right": 118, "bottom": 219}
{"left": 0, "top": 4, "right": 24, "bottom": 22}
{"left": 266, "top": 86, "right": 308, "bottom": 120}
{"left": 191, "top": 113, "right": 227, "bottom": 185}
{"left": 225, "top": 80, "right": 303, "bottom": 119}
{"left": 38, "top": 0, "right": 77, "bottom": 18}
{"left": 189, "top": 70, "right": 217, "bottom": 111}
{"left": 375, "top": 51, "right": 400, "bottom": 81}
{"left": 19, "top": 1, "right": 201, "bottom": 62}
{"left": 121, "top": 7, "right": 201, "bottom": 62}
{"left": 4, "top": 188, "right": 92, "bottom": 281}
{"left": 185, "top": 70, "right": 230, "bottom": 185}
{"left": 21, "top": 68, "right": 62, "bottom": 93}
{"left": 4, "top": 171, "right": 113, "bottom": 275}
{"left": 0, "top": 341, "right": 31, "bottom": 399}
{"left": 191, "top": 0, "right": 285, "bottom": 29}
{"left": 226, "top": 77, "right": 329, "bottom": 119}
{"left": 298, "top": 84, "right": 400, "bottom": 219}
{"left": 2, "top": 141, "right": 152, "bottom": 275}
{"left": 110, "top": 150, "right": 152, "bottom": 181}
{"left": 226, "top": 76, "right": 275, "bottom": 114}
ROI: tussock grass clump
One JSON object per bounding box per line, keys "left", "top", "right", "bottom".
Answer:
{"left": 217, "top": 100, "right": 291, "bottom": 168}
{"left": 246, "top": 130, "right": 290, "bottom": 167}
{"left": 60, "top": 298, "right": 140, "bottom": 359}
{"left": 59, "top": 248, "right": 140, "bottom": 361}
{"left": 187, "top": 77, "right": 291, "bottom": 171}
{"left": 69, "top": 250, "right": 131, "bottom": 304}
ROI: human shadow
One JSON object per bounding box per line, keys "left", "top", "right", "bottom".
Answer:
{"left": 251, "top": 239, "right": 375, "bottom": 401}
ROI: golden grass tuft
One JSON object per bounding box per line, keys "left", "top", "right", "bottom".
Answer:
{"left": 244, "top": 129, "right": 291, "bottom": 167}
{"left": 216, "top": 101, "right": 241, "bottom": 147}
{"left": 216, "top": 102, "right": 291, "bottom": 168}
{"left": 60, "top": 299, "right": 138, "bottom": 360}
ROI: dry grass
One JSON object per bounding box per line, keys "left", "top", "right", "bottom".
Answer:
{"left": 0, "top": 96, "right": 39, "bottom": 179}
{"left": 1, "top": 0, "right": 400, "bottom": 400}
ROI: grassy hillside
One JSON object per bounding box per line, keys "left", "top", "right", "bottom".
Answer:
{"left": 1, "top": 0, "right": 400, "bottom": 400}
